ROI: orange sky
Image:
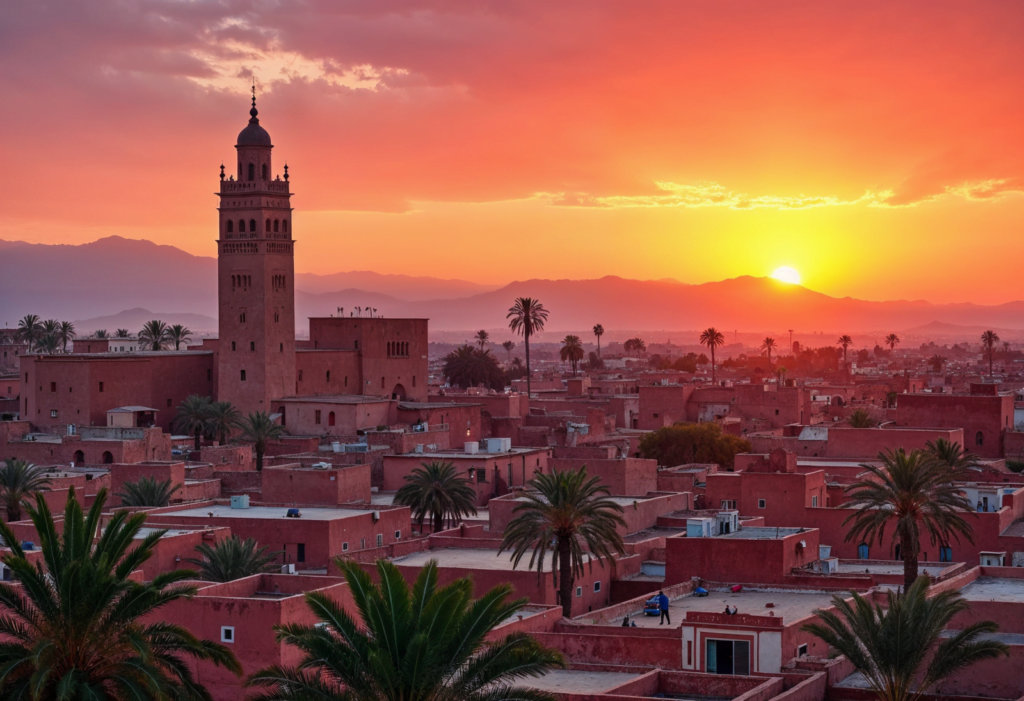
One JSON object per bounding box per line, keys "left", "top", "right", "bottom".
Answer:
{"left": 3, "top": 1, "right": 1024, "bottom": 304}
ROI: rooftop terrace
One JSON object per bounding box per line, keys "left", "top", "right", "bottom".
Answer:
{"left": 392, "top": 547, "right": 591, "bottom": 571}
{"left": 161, "top": 505, "right": 368, "bottom": 521}
{"left": 958, "top": 576, "right": 1024, "bottom": 602}
{"left": 601, "top": 588, "right": 836, "bottom": 628}
{"left": 517, "top": 670, "right": 642, "bottom": 695}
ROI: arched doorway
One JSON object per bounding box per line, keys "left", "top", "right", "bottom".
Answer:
{"left": 73, "top": 450, "right": 85, "bottom": 464}
{"left": 102, "top": 451, "right": 114, "bottom": 464}
{"left": 391, "top": 383, "right": 407, "bottom": 401}
{"left": 328, "top": 411, "right": 336, "bottom": 427}
{"left": 832, "top": 396, "right": 844, "bottom": 407}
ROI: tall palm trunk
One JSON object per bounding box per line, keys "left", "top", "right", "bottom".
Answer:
{"left": 558, "top": 536, "right": 573, "bottom": 618}
{"left": 711, "top": 346, "right": 717, "bottom": 383}
{"left": 597, "top": 336, "right": 601, "bottom": 358}
{"left": 525, "top": 333, "right": 532, "bottom": 397}
{"left": 990, "top": 351, "right": 994, "bottom": 381}
{"left": 433, "top": 508, "right": 444, "bottom": 534}
{"left": 194, "top": 426, "right": 202, "bottom": 452}
{"left": 7, "top": 502, "right": 21, "bottom": 522}
{"left": 903, "top": 542, "right": 919, "bottom": 591}
{"left": 256, "top": 446, "right": 265, "bottom": 472}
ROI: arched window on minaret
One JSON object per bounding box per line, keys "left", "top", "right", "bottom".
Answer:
{"left": 261, "top": 164, "right": 267, "bottom": 180}
{"left": 239, "top": 219, "right": 246, "bottom": 233}
{"left": 248, "top": 163, "right": 255, "bottom": 181}
{"left": 273, "top": 220, "right": 279, "bottom": 232}
{"left": 249, "top": 219, "right": 256, "bottom": 233}
{"left": 282, "top": 220, "right": 288, "bottom": 233}
{"left": 226, "top": 220, "right": 233, "bottom": 233}
{"left": 266, "top": 218, "right": 271, "bottom": 232}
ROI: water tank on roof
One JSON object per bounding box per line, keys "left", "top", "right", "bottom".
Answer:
{"left": 465, "top": 441, "right": 479, "bottom": 454}
{"left": 345, "top": 443, "right": 369, "bottom": 453}
{"left": 687, "top": 518, "right": 714, "bottom": 538}
{"left": 230, "top": 495, "right": 250, "bottom": 509}
{"left": 486, "top": 437, "right": 511, "bottom": 453}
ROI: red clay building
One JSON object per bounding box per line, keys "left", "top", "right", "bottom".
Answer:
{"left": 895, "top": 386, "right": 1014, "bottom": 458}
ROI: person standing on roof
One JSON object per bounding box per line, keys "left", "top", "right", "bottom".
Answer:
{"left": 658, "top": 590, "right": 671, "bottom": 625}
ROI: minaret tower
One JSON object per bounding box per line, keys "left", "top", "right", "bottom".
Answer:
{"left": 216, "top": 91, "right": 296, "bottom": 415}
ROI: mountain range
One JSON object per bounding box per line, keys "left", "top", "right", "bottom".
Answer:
{"left": 3, "top": 236, "right": 1024, "bottom": 339}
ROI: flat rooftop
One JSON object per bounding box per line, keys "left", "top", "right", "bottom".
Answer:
{"left": 517, "top": 670, "right": 641, "bottom": 695}
{"left": 717, "top": 527, "right": 807, "bottom": 540}
{"left": 605, "top": 588, "right": 836, "bottom": 628}
{"left": 391, "top": 448, "right": 547, "bottom": 459}
{"left": 836, "top": 561, "right": 951, "bottom": 576}
{"left": 399, "top": 401, "right": 483, "bottom": 409}
{"left": 393, "top": 548, "right": 591, "bottom": 571}
{"left": 161, "top": 505, "right": 368, "bottom": 521}
{"left": 135, "top": 527, "right": 200, "bottom": 538}
{"left": 275, "top": 394, "right": 390, "bottom": 404}
{"left": 958, "top": 577, "right": 1024, "bottom": 602}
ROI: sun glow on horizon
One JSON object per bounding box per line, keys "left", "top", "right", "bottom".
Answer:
{"left": 771, "top": 266, "right": 801, "bottom": 285}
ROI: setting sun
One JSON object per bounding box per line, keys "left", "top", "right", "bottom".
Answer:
{"left": 771, "top": 267, "right": 801, "bottom": 285}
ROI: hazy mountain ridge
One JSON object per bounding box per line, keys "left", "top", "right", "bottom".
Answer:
{"left": 4, "top": 236, "right": 1024, "bottom": 336}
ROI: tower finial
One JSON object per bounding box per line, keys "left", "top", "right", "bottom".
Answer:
{"left": 250, "top": 76, "right": 258, "bottom": 119}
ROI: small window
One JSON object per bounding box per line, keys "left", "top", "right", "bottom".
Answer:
{"left": 167, "top": 398, "right": 172, "bottom": 408}
{"left": 282, "top": 220, "right": 288, "bottom": 232}
{"left": 940, "top": 546, "right": 953, "bottom": 562}
{"left": 274, "top": 219, "right": 279, "bottom": 232}
{"left": 315, "top": 410, "right": 322, "bottom": 425}
{"left": 758, "top": 499, "right": 766, "bottom": 509}
{"left": 231, "top": 341, "right": 236, "bottom": 351}
{"left": 594, "top": 581, "right": 601, "bottom": 593}
{"left": 250, "top": 341, "right": 255, "bottom": 351}
{"left": 50, "top": 382, "right": 56, "bottom": 392}
{"left": 342, "top": 542, "right": 349, "bottom": 552}
{"left": 811, "top": 495, "right": 818, "bottom": 507}
{"left": 266, "top": 218, "right": 271, "bottom": 231}
{"left": 50, "top": 409, "right": 58, "bottom": 418}
{"left": 326, "top": 370, "right": 330, "bottom": 382}
{"left": 797, "top": 644, "right": 808, "bottom": 657}
{"left": 240, "top": 370, "right": 246, "bottom": 381}
{"left": 221, "top": 626, "right": 234, "bottom": 643}
{"left": 239, "top": 219, "right": 246, "bottom": 232}
{"left": 99, "top": 382, "right": 104, "bottom": 392}
{"left": 247, "top": 163, "right": 255, "bottom": 181}
{"left": 653, "top": 412, "right": 659, "bottom": 418}
{"left": 249, "top": 219, "right": 256, "bottom": 232}
{"left": 395, "top": 530, "right": 401, "bottom": 539}
{"left": 775, "top": 409, "right": 779, "bottom": 415}
{"left": 297, "top": 543, "right": 305, "bottom": 563}
{"left": 376, "top": 534, "right": 383, "bottom": 547}
{"left": 858, "top": 543, "right": 870, "bottom": 559}
{"left": 207, "top": 369, "right": 212, "bottom": 381}
{"left": 360, "top": 538, "right": 365, "bottom": 549}
{"left": 226, "top": 220, "right": 233, "bottom": 233}
{"left": 576, "top": 586, "right": 582, "bottom": 597}
{"left": 976, "top": 431, "right": 984, "bottom": 446}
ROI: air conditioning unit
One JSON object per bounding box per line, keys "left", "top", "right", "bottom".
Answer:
{"left": 345, "top": 443, "right": 369, "bottom": 453}
{"left": 464, "top": 441, "right": 479, "bottom": 454}
{"left": 414, "top": 444, "right": 424, "bottom": 454}
{"left": 412, "top": 423, "right": 428, "bottom": 433}
{"left": 486, "top": 437, "right": 511, "bottom": 453}
{"left": 372, "top": 510, "right": 380, "bottom": 523}
{"left": 820, "top": 558, "right": 840, "bottom": 575}
{"left": 331, "top": 442, "right": 342, "bottom": 452}
{"left": 281, "top": 564, "right": 296, "bottom": 574}
{"left": 230, "top": 495, "right": 250, "bottom": 509}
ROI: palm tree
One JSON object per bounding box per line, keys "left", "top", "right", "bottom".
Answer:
{"left": 207, "top": 400, "right": 241, "bottom": 444}
{"left": 843, "top": 448, "right": 975, "bottom": 589}
{"left": 981, "top": 329, "right": 1000, "bottom": 380}
{"left": 185, "top": 535, "right": 282, "bottom": 581}
{"left": 0, "top": 459, "right": 51, "bottom": 522}
{"left": 500, "top": 466, "right": 626, "bottom": 619}
{"left": 929, "top": 354, "right": 947, "bottom": 372}
{"left": 1003, "top": 341, "right": 1011, "bottom": 353}
{"left": 235, "top": 411, "right": 285, "bottom": 471}
{"left": 502, "top": 339, "right": 516, "bottom": 364}
{"left": 885, "top": 333, "right": 901, "bottom": 353}
{"left": 139, "top": 319, "right": 170, "bottom": 351}
{"left": 837, "top": 334, "right": 853, "bottom": 366}
{"left": 593, "top": 323, "right": 604, "bottom": 357}
{"left": 175, "top": 394, "right": 212, "bottom": 451}
{"left": 57, "top": 320, "right": 76, "bottom": 352}
{"left": 803, "top": 577, "right": 1008, "bottom": 701}
{"left": 474, "top": 329, "right": 490, "bottom": 351}
{"left": 560, "top": 335, "right": 585, "bottom": 377}
{"left": 699, "top": 327, "right": 726, "bottom": 383}
{"left": 168, "top": 323, "right": 193, "bottom": 351}
{"left": 507, "top": 297, "right": 549, "bottom": 397}
{"left": 247, "top": 558, "right": 564, "bottom": 701}
{"left": 846, "top": 408, "right": 876, "bottom": 428}
{"left": 760, "top": 336, "right": 777, "bottom": 369}
{"left": 0, "top": 488, "right": 241, "bottom": 699}
{"left": 117, "top": 476, "right": 181, "bottom": 507}
{"left": 625, "top": 337, "right": 646, "bottom": 358}
{"left": 443, "top": 345, "right": 505, "bottom": 390}
{"left": 925, "top": 438, "right": 979, "bottom": 479}
{"left": 115, "top": 328, "right": 131, "bottom": 338}
{"left": 34, "top": 334, "right": 60, "bottom": 355}
{"left": 393, "top": 460, "right": 478, "bottom": 533}
{"left": 94, "top": 328, "right": 109, "bottom": 339}
{"left": 15, "top": 314, "right": 42, "bottom": 352}
{"left": 41, "top": 318, "right": 60, "bottom": 344}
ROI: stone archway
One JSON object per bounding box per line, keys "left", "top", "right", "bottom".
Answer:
{"left": 391, "top": 383, "right": 407, "bottom": 401}
{"left": 73, "top": 450, "right": 85, "bottom": 464}
{"left": 102, "top": 451, "right": 114, "bottom": 464}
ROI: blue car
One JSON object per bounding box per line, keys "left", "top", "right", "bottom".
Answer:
{"left": 644, "top": 596, "right": 661, "bottom": 616}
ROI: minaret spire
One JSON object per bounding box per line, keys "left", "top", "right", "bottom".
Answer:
{"left": 250, "top": 76, "right": 258, "bottom": 119}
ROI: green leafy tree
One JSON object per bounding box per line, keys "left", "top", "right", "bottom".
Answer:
{"left": 843, "top": 448, "right": 975, "bottom": 589}
{"left": 760, "top": 336, "right": 776, "bottom": 369}
{"left": 169, "top": 323, "right": 193, "bottom": 351}
{"left": 474, "top": 329, "right": 490, "bottom": 351}
{"left": 981, "top": 329, "right": 1000, "bottom": 380}
{"left": 502, "top": 339, "right": 516, "bottom": 364}
{"left": 15, "top": 314, "right": 42, "bottom": 352}
{"left": 0, "top": 488, "right": 241, "bottom": 699}
{"left": 94, "top": 328, "right": 109, "bottom": 339}
{"left": 394, "top": 460, "right": 478, "bottom": 533}
{"left": 837, "top": 334, "right": 853, "bottom": 365}
{"left": 235, "top": 411, "right": 285, "bottom": 471}
{"left": 0, "top": 458, "right": 51, "bottom": 522}
{"left": 639, "top": 422, "right": 751, "bottom": 470}
{"left": 186, "top": 534, "right": 282, "bottom": 581}
{"left": 443, "top": 345, "right": 506, "bottom": 390}
{"left": 175, "top": 394, "right": 212, "bottom": 451}
{"left": 500, "top": 467, "right": 626, "bottom": 618}
{"left": 507, "top": 297, "right": 549, "bottom": 397}
{"left": 559, "top": 335, "right": 585, "bottom": 377}
{"left": 139, "top": 319, "right": 171, "bottom": 351}
{"left": 847, "top": 408, "right": 876, "bottom": 428}
{"left": 57, "top": 320, "right": 76, "bottom": 352}
{"left": 699, "top": 327, "right": 726, "bottom": 383}
{"left": 592, "top": 323, "right": 604, "bottom": 357}
{"left": 248, "top": 558, "right": 564, "bottom": 701}
{"left": 117, "top": 475, "right": 181, "bottom": 507}
{"left": 115, "top": 328, "right": 131, "bottom": 338}
{"left": 207, "top": 400, "right": 242, "bottom": 444}
{"left": 803, "top": 577, "right": 1008, "bottom": 701}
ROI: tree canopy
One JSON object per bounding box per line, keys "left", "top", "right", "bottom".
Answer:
{"left": 639, "top": 422, "right": 751, "bottom": 469}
